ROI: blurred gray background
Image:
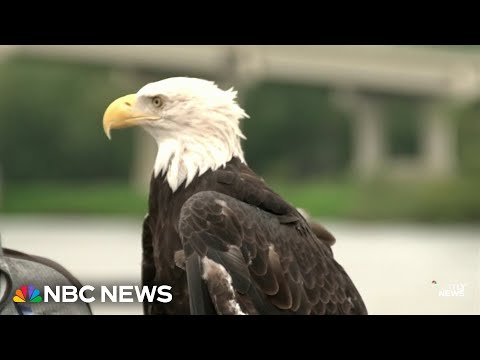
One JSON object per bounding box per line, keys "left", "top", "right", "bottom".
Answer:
{"left": 0, "top": 45, "right": 478, "bottom": 314}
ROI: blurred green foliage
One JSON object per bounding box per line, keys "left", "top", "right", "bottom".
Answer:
{"left": 3, "top": 182, "right": 147, "bottom": 215}
{"left": 457, "top": 101, "right": 480, "bottom": 177}
{"left": 0, "top": 56, "right": 135, "bottom": 181}
{"left": 384, "top": 96, "right": 422, "bottom": 157}
{"left": 4, "top": 179, "right": 479, "bottom": 223}
{"left": 243, "top": 83, "right": 351, "bottom": 179}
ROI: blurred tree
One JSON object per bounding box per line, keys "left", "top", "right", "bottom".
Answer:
{"left": 0, "top": 56, "right": 136, "bottom": 182}
{"left": 383, "top": 95, "right": 422, "bottom": 157}
{"left": 243, "top": 81, "right": 351, "bottom": 180}
{"left": 457, "top": 100, "right": 480, "bottom": 177}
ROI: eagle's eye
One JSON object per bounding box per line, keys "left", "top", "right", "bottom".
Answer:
{"left": 152, "top": 96, "right": 163, "bottom": 108}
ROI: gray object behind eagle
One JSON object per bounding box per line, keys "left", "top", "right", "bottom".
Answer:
{"left": 0, "top": 235, "right": 92, "bottom": 315}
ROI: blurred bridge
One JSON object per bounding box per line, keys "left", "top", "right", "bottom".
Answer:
{"left": 2, "top": 45, "right": 480, "bottom": 189}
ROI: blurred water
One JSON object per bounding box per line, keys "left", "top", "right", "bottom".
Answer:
{"left": 0, "top": 215, "right": 478, "bottom": 315}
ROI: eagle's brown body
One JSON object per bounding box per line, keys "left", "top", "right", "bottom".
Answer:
{"left": 142, "top": 157, "right": 367, "bottom": 315}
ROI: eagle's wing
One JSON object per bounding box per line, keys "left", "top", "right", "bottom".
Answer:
{"left": 179, "top": 188, "right": 367, "bottom": 315}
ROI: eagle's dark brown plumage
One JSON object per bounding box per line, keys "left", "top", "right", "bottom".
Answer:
{"left": 142, "top": 157, "right": 367, "bottom": 315}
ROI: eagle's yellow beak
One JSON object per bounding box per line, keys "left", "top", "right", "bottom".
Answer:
{"left": 103, "top": 94, "right": 147, "bottom": 139}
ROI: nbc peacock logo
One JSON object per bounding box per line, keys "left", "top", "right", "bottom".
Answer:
{"left": 13, "top": 285, "right": 43, "bottom": 303}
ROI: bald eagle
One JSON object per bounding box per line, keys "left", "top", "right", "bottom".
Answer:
{"left": 103, "top": 77, "right": 367, "bottom": 315}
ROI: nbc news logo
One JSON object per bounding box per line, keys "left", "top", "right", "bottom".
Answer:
{"left": 12, "top": 284, "right": 172, "bottom": 303}
{"left": 13, "top": 285, "right": 43, "bottom": 303}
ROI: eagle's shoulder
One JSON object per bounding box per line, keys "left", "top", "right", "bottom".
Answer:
{"left": 211, "top": 158, "right": 299, "bottom": 218}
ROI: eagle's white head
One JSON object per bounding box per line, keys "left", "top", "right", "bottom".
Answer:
{"left": 103, "top": 77, "right": 248, "bottom": 192}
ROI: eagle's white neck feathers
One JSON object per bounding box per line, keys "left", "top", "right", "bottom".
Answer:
{"left": 138, "top": 78, "right": 248, "bottom": 192}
